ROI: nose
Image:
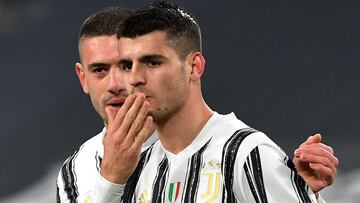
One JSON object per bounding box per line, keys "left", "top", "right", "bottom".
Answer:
{"left": 129, "top": 63, "right": 146, "bottom": 87}
{"left": 107, "top": 67, "right": 125, "bottom": 95}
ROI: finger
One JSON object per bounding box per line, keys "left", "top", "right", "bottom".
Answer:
{"left": 112, "top": 94, "right": 136, "bottom": 128}
{"left": 132, "top": 116, "right": 153, "bottom": 150}
{"left": 125, "top": 100, "right": 150, "bottom": 144}
{"left": 300, "top": 151, "right": 337, "bottom": 175}
{"left": 105, "top": 106, "right": 116, "bottom": 127}
{"left": 309, "top": 163, "right": 335, "bottom": 184}
{"left": 119, "top": 94, "right": 146, "bottom": 135}
{"left": 299, "top": 143, "right": 334, "bottom": 155}
{"left": 300, "top": 147, "right": 337, "bottom": 164}
{"left": 301, "top": 149, "right": 338, "bottom": 175}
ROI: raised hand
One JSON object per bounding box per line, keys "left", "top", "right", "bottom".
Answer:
{"left": 293, "top": 134, "right": 339, "bottom": 193}
{"left": 100, "top": 94, "right": 153, "bottom": 184}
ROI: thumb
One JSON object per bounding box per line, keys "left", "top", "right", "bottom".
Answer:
{"left": 307, "top": 133, "right": 321, "bottom": 144}
{"left": 299, "top": 133, "right": 322, "bottom": 147}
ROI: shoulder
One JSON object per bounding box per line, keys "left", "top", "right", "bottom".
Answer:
{"left": 57, "top": 129, "right": 105, "bottom": 201}
{"left": 213, "top": 113, "right": 284, "bottom": 169}
{"left": 57, "top": 129, "right": 104, "bottom": 181}
{"left": 67, "top": 129, "right": 104, "bottom": 162}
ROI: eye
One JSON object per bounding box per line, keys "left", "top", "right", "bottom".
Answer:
{"left": 120, "top": 61, "right": 133, "bottom": 72}
{"left": 93, "top": 67, "right": 106, "bottom": 73}
{"left": 89, "top": 64, "right": 109, "bottom": 76}
{"left": 147, "top": 60, "right": 162, "bottom": 67}
{"left": 91, "top": 67, "right": 109, "bottom": 75}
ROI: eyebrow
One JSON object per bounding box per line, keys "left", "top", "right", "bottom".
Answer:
{"left": 87, "top": 62, "right": 110, "bottom": 69}
{"left": 138, "top": 54, "right": 167, "bottom": 63}
{"left": 118, "top": 54, "right": 167, "bottom": 66}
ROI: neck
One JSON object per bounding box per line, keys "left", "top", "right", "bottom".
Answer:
{"left": 155, "top": 96, "right": 213, "bottom": 154}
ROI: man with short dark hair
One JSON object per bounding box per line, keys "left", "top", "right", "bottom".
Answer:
{"left": 56, "top": 4, "right": 338, "bottom": 203}
{"left": 112, "top": 2, "right": 336, "bottom": 202}
{"left": 56, "top": 7, "right": 158, "bottom": 203}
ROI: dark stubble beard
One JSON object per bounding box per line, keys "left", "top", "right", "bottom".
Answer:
{"left": 151, "top": 65, "right": 188, "bottom": 128}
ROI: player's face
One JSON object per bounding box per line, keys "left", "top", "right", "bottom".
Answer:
{"left": 76, "top": 35, "right": 127, "bottom": 125}
{"left": 118, "top": 31, "right": 191, "bottom": 124}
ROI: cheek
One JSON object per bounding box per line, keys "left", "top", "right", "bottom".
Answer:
{"left": 162, "top": 72, "right": 188, "bottom": 97}
{"left": 87, "top": 84, "right": 104, "bottom": 107}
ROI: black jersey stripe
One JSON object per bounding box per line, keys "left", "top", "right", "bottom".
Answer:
{"left": 250, "top": 147, "right": 268, "bottom": 202}
{"left": 244, "top": 147, "right": 268, "bottom": 203}
{"left": 183, "top": 139, "right": 211, "bottom": 203}
{"left": 95, "top": 151, "right": 102, "bottom": 172}
{"left": 287, "top": 157, "right": 303, "bottom": 202}
{"left": 61, "top": 149, "right": 80, "bottom": 203}
{"left": 122, "top": 144, "right": 154, "bottom": 203}
{"left": 221, "top": 127, "right": 258, "bottom": 202}
{"left": 286, "top": 158, "right": 313, "bottom": 203}
{"left": 56, "top": 185, "right": 60, "bottom": 203}
{"left": 244, "top": 158, "right": 260, "bottom": 203}
{"left": 151, "top": 157, "right": 169, "bottom": 203}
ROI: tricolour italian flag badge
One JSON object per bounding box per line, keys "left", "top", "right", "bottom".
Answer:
{"left": 168, "top": 181, "right": 181, "bottom": 202}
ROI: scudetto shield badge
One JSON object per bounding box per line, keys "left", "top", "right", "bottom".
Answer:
{"left": 168, "top": 182, "right": 181, "bottom": 202}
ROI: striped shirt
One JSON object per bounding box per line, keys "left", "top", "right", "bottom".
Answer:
{"left": 57, "top": 112, "right": 325, "bottom": 203}
{"left": 56, "top": 128, "right": 158, "bottom": 203}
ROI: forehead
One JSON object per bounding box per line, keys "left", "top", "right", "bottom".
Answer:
{"left": 79, "top": 35, "right": 119, "bottom": 64}
{"left": 117, "top": 31, "right": 177, "bottom": 59}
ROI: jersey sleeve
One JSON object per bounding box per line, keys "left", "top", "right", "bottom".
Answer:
{"left": 92, "top": 173, "right": 125, "bottom": 203}
{"left": 233, "top": 133, "right": 325, "bottom": 203}
{"left": 56, "top": 154, "right": 81, "bottom": 203}
{"left": 56, "top": 166, "right": 70, "bottom": 203}
{"left": 56, "top": 159, "right": 125, "bottom": 203}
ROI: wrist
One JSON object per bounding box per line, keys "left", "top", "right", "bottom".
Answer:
{"left": 100, "top": 167, "right": 128, "bottom": 184}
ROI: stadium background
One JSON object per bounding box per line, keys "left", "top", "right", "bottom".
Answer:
{"left": 0, "top": 0, "right": 359, "bottom": 202}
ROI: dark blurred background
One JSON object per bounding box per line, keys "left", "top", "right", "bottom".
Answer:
{"left": 0, "top": 0, "right": 359, "bottom": 202}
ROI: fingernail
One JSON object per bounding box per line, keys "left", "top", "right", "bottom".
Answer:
{"left": 294, "top": 149, "right": 301, "bottom": 156}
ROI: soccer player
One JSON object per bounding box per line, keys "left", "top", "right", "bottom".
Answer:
{"left": 57, "top": 4, "right": 338, "bottom": 203}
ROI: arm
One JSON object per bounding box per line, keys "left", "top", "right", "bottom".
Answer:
{"left": 56, "top": 170, "right": 124, "bottom": 203}
{"left": 56, "top": 169, "right": 69, "bottom": 203}
{"left": 293, "top": 134, "right": 339, "bottom": 194}
{"left": 56, "top": 94, "right": 153, "bottom": 203}
{"left": 233, "top": 134, "right": 323, "bottom": 202}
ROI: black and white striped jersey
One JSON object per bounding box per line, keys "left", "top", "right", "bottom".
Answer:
{"left": 57, "top": 112, "right": 325, "bottom": 203}
{"left": 115, "top": 112, "right": 324, "bottom": 203}
{"left": 56, "top": 128, "right": 158, "bottom": 203}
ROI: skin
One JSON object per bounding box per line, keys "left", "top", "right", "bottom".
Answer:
{"left": 76, "top": 35, "right": 153, "bottom": 183}
{"left": 294, "top": 134, "right": 339, "bottom": 193}
{"left": 76, "top": 35, "right": 127, "bottom": 124}
{"left": 75, "top": 33, "right": 338, "bottom": 191}
{"left": 117, "top": 30, "right": 338, "bottom": 192}
{"left": 118, "top": 30, "right": 212, "bottom": 153}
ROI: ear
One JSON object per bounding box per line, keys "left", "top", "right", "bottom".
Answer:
{"left": 188, "top": 52, "right": 206, "bottom": 81}
{"left": 75, "top": 62, "right": 90, "bottom": 94}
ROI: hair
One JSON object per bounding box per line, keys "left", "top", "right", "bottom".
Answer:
{"left": 117, "top": 1, "right": 202, "bottom": 60}
{"left": 78, "top": 7, "right": 133, "bottom": 43}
